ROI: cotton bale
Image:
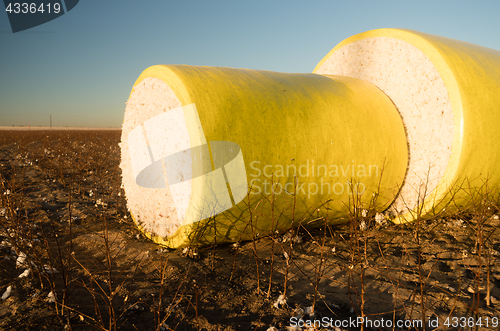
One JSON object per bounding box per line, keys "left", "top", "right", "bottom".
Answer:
{"left": 120, "top": 65, "right": 407, "bottom": 247}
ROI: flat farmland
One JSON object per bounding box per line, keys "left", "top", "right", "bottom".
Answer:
{"left": 1, "top": 130, "right": 500, "bottom": 331}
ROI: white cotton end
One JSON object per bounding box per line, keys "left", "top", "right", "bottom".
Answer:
{"left": 120, "top": 77, "right": 186, "bottom": 238}
{"left": 315, "top": 37, "right": 454, "bottom": 213}
{"left": 121, "top": 76, "right": 249, "bottom": 241}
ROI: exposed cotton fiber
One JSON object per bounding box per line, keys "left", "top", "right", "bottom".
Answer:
{"left": 120, "top": 77, "right": 183, "bottom": 238}
{"left": 315, "top": 37, "right": 454, "bottom": 214}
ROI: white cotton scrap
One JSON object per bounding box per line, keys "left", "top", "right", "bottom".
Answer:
{"left": 304, "top": 306, "right": 314, "bottom": 317}
{"left": 181, "top": 247, "right": 199, "bottom": 259}
{"left": 47, "top": 291, "right": 56, "bottom": 303}
{"left": 43, "top": 265, "right": 58, "bottom": 274}
{"left": 18, "top": 269, "right": 30, "bottom": 278}
{"left": 375, "top": 213, "right": 385, "bottom": 225}
{"left": 2, "top": 286, "right": 12, "bottom": 300}
{"left": 281, "top": 230, "right": 301, "bottom": 243}
{"left": 16, "top": 252, "right": 27, "bottom": 268}
{"left": 273, "top": 294, "right": 287, "bottom": 309}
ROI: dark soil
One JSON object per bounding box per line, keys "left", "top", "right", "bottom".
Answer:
{"left": 1, "top": 130, "right": 500, "bottom": 331}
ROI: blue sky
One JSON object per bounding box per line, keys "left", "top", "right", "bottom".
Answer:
{"left": 1, "top": 0, "right": 499, "bottom": 128}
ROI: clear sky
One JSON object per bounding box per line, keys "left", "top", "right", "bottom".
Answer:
{"left": 1, "top": 0, "right": 499, "bottom": 128}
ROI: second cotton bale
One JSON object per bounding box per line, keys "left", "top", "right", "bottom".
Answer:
{"left": 314, "top": 28, "right": 500, "bottom": 221}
